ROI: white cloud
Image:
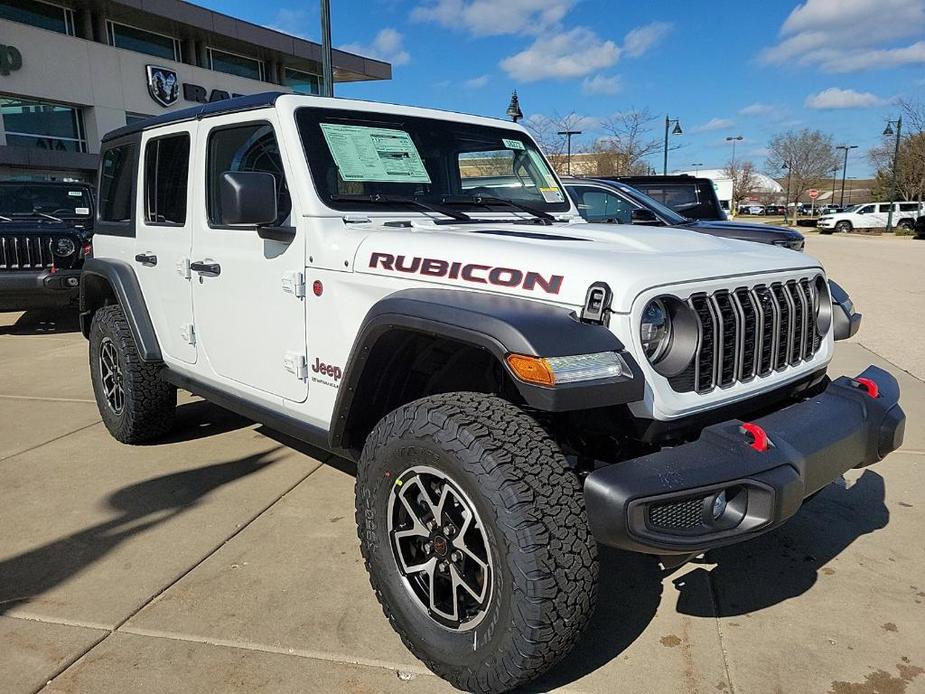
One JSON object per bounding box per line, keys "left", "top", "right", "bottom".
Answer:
{"left": 693, "top": 117, "right": 736, "bottom": 132}
{"left": 761, "top": 0, "right": 925, "bottom": 72}
{"left": 411, "top": 0, "right": 575, "bottom": 36}
{"left": 341, "top": 28, "right": 410, "bottom": 66}
{"left": 581, "top": 74, "right": 622, "bottom": 95}
{"left": 804, "top": 87, "right": 886, "bottom": 109}
{"left": 265, "top": 8, "right": 316, "bottom": 40}
{"left": 622, "top": 22, "right": 672, "bottom": 58}
{"left": 463, "top": 74, "right": 490, "bottom": 89}
{"left": 739, "top": 103, "right": 776, "bottom": 116}
{"left": 500, "top": 27, "right": 620, "bottom": 81}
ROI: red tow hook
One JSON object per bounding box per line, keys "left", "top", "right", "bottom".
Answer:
{"left": 740, "top": 422, "right": 770, "bottom": 452}
{"left": 855, "top": 377, "right": 879, "bottom": 399}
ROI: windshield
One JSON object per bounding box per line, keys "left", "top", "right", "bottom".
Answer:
{"left": 0, "top": 184, "right": 92, "bottom": 218}
{"left": 296, "top": 107, "right": 569, "bottom": 215}
{"left": 610, "top": 183, "right": 687, "bottom": 223}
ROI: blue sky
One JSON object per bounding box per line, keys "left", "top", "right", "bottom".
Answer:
{"left": 200, "top": 0, "right": 925, "bottom": 177}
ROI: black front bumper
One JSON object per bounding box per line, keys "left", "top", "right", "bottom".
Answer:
{"left": 0, "top": 270, "right": 81, "bottom": 311}
{"left": 584, "top": 365, "right": 905, "bottom": 555}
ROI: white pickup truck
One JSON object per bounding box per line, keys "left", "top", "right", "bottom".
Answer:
{"left": 79, "top": 93, "right": 904, "bottom": 693}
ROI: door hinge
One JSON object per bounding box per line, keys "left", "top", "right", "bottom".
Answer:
{"left": 177, "top": 257, "right": 191, "bottom": 280}
{"left": 282, "top": 271, "right": 305, "bottom": 298}
{"left": 180, "top": 323, "right": 196, "bottom": 345}
{"left": 283, "top": 351, "right": 308, "bottom": 380}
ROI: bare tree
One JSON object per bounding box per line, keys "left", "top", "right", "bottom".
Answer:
{"left": 868, "top": 98, "right": 925, "bottom": 202}
{"left": 591, "top": 109, "right": 661, "bottom": 176}
{"left": 524, "top": 112, "right": 590, "bottom": 173}
{"left": 766, "top": 129, "right": 838, "bottom": 217}
{"left": 723, "top": 159, "right": 759, "bottom": 211}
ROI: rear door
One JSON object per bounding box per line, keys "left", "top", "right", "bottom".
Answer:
{"left": 189, "top": 114, "right": 307, "bottom": 402}
{"left": 134, "top": 125, "right": 196, "bottom": 364}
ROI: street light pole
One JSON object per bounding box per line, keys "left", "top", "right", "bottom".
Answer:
{"left": 725, "top": 135, "right": 743, "bottom": 170}
{"left": 783, "top": 161, "right": 793, "bottom": 226}
{"left": 830, "top": 166, "right": 838, "bottom": 204}
{"left": 557, "top": 129, "right": 581, "bottom": 175}
{"left": 319, "top": 0, "right": 334, "bottom": 97}
{"left": 691, "top": 162, "right": 703, "bottom": 174}
{"left": 663, "top": 115, "right": 682, "bottom": 175}
{"left": 725, "top": 136, "right": 743, "bottom": 214}
{"left": 836, "top": 144, "right": 857, "bottom": 208}
{"left": 883, "top": 116, "right": 903, "bottom": 232}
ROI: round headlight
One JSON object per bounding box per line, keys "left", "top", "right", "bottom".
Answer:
{"left": 640, "top": 296, "right": 699, "bottom": 376}
{"left": 54, "top": 237, "right": 76, "bottom": 256}
{"left": 641, "top": 299, "right": 671, "bottom": 362}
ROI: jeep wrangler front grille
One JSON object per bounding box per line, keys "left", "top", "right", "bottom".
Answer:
{"left": 668, "top": 277, "right": 823, "bottom": 394}
{"left": 0, "top": 235, "right": 55, "bottom": 272}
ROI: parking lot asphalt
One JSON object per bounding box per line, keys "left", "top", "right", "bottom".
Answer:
{"left": 1, "top": 234, "right": 923, "bottom": 694}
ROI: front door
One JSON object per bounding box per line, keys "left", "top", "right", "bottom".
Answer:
{"left": 189, "top": 115, "right": 307, "bottom": 402}
{"left": 134, "top": 125, "right": 196, "bottom": 364}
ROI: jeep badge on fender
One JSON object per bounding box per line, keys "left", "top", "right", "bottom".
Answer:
{"left": 80, "top": 92, "right": 904, "bottom": 694}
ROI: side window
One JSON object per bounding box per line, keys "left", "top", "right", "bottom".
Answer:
{"left": 898, "top": 203, "right": 918, "bottom": 212}
{"left": 573, "top": 187, "right": 636, "bottom": 224}
{"left": 857, "top": 205, "right": 873, "bottom": 214}
{"left": 878, "top": 203, "right": 893, "bottom": 213}
{"left": 144, "top": 133, "right": 190, "bottom": 225}
{"left": 99, "top": 143, "right": 135, "bottom": 222}
{"left": 207, "top": 123, "right": 291, "bottom": 226}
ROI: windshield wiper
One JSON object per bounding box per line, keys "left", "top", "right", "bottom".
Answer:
{"left": 329, "top": 194, "right": 471, "bottom": 221}
{"left": 442, "top": 195, "right": 554, "bottom": 223}
{"left": 0, "top": 214, "right": 11, "bottom": 222}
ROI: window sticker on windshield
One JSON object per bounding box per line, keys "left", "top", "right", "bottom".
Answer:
{"left": 502, "top": 138, "right": 525, "bottom": 151}
{"left": 540, "top": 187, "right": 564, "bottom": 203}
{"left": 526, "top": 150, "right": 559, "bottom": 188}
{"left": 320, "top": 123, "right": 431, "bottom": 183}
{"left": 75, "top": 207, "right": 90, "bottom": 215}
{"left": 68, "top": 191, "right": 83, "bottom": 197}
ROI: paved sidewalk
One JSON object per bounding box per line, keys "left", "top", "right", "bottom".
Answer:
{"left": 1, "top": 235, "right": 923, "bottom": 693}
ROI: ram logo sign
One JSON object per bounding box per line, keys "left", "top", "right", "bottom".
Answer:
{"left": 145, "top": 65, "right": 180, "bottom": 107}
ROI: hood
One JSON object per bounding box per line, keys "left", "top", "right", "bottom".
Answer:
{"left": 355, "top": 220, "right": 821, "bottom": 313}
{"left": 683, "top": 219, "right": 801, "bottom": 238}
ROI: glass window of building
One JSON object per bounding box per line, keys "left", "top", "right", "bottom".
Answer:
{"left": 209, "top": 48, "right": 263, "bottom": 81}
{"left": 107, "top": 20, "right": 181, "bottom": 61}
{"left": 283, "top": 68, "right": 320, "bottom": 95}
{"left": 0, "top": 97, "right": 86, "bottom": 153}
{"left": 0, "top": 0, "right": 74, "bottom": 35}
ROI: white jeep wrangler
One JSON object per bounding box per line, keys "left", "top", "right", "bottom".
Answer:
{"left": 80, "top": 93, "right": 905, "bottom": 693}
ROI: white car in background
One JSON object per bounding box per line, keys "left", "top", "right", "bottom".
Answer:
{"left": 817, "top": 201, "right": 923, "bottom": 233}
{"left": 738, "top": 203, "right": 765, "bottom": 215}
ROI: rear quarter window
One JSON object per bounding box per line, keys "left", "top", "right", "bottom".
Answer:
{"left": 99, "top": 143, "right": 136, "bottom": 223}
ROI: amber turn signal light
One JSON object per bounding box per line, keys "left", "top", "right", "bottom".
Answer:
{"left": 505, "top": 354, "right": 556, "bottom": 386}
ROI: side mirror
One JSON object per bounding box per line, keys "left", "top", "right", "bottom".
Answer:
{"left": 631, "top": 208, "right": 658, "bottom": 224}
{"left": 219, "top": 171, "right": 278, "bottom": 226}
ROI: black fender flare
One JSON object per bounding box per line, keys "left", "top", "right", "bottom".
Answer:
{"left": 79, "top": 258, "right": 162, "bottom": 362}
{"left": 328, "top": 288, "right": 643, "bottom": 450}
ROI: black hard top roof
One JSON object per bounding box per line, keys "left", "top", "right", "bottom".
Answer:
{"left": 102, "top": 92, "right": 287, "bottom": 143}
{"left": 605, "top": 175, "right": 701, "bottom": 183}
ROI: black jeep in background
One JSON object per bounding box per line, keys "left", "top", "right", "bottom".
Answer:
{"left": 611, "top": 174, "right": 727, "bottom": 221}
{"left": 0, "top": 181, "right": 94, "bottom": 312}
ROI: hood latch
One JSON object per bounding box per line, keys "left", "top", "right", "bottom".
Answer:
{"left": 580, "top": 282, "right": 613, "bottom": 326}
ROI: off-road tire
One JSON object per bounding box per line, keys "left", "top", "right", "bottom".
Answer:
{"left": 896, "top": 218, "right": 914, "bottom": 231}
{"left": 356, "top": 392, "right": 599, "bottom": 693}
{"left": 89, "top": 304, "right": 176, "bottom": 443}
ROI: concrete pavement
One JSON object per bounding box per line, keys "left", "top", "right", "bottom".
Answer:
{"left": 1, "top": 234, "right": 923, "bottom": 693}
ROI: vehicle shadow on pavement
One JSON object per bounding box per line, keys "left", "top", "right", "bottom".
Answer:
{"left": 0, "top": 308, "right": 80, "bottom": 335}
{"left": 142, "top": 399, "right": 253, "bottom": 445}
{"left": 0, "top": 450, "right": 280, "bottom": 616}
{"left": 527, "top": 549, "right": 664, "bottom": 692}
{"left": 673, "top": 470, "right": 889, "bottom": 617}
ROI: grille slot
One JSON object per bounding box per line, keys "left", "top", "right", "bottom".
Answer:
{"left": 669, "top": 277, "right": 823, "bottom": 394}
{"left": 0, "top": 235, "right": 56, "bottom": 271}
{"left": 648, "top": 497, "right": 704, "bottom": 531}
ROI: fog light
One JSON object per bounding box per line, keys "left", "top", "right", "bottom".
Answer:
{"left": 711, "top": 490, "right": 727, "bottom": 520}
{"left": 65, "top": 276, "right": 79, "bottom": 287}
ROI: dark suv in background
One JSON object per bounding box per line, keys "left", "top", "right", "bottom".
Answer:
{"left": 611, "top": 174, "right": 727, "bottom": 220}
{"left": 0, "top": 181, "right": 94, "bottom": 312}
{"left": 563, "top": 177, "right": 805, "bottom": 250}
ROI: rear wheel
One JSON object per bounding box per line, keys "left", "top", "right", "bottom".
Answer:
{"left": 896, "top": 218, "right": 914, "bottom": 231}
{"left": 356, "top": 392, "right": 598, "bottom": 693}
{"left": 89, "top": 305, "right": 176, "bottom": 443}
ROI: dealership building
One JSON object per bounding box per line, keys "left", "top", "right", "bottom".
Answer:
{"left": 0, "top": 0, "right": 391, "bottom": 182}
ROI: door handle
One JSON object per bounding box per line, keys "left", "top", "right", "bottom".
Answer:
{"left": 134, "top": 253, "right": 157, "bottom": 266}
{"left": 190, "top": 261, "right": 221, "bottom": 277}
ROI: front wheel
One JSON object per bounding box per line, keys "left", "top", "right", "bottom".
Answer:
{"left": 835, "top": 220, "right": 852, "bottom": 233}
{"left": 356, "top": 393, "right": 599, "bottom": 693}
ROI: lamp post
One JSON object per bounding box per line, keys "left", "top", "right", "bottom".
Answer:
{"left": 506, "top": 91, "right": 523, "bottom": 123}
{"left": 883, "top": 116, "right": 903, "bottom": 232}
{"left": 725, "top": 136, "right": 743, "bottom": 215}
{"left": 725, "top": 135, "right": 743, "bottom": 169}
{"left": 663, "top": 115, "right": 682, "bottom": 175}
{"left": 847, "top": 177, "right": 857, "bottom": 205}
{"left": 830, "top": 165, "right": 839, "bottom": 205}
{"left": 558, "top": 129, "right": 582, "bottom": 175}
{"left": 319, "top": 0, "right": 334, "bottom": 97}
{"left": 836, "top": 144, "right": 857, "bottom": 208}
{"left": 691, "top": 162, "right": 703, "bottom": 173}
{"left": 782, "top": 161, "right": 793, "bottom": 226}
